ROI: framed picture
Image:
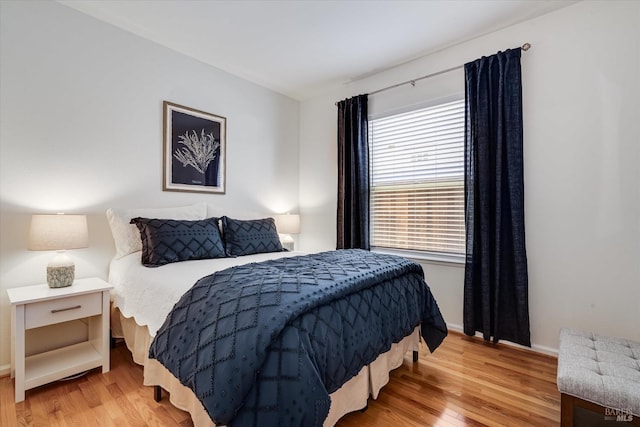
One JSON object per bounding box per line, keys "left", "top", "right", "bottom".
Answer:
{"left": 163, "top": 101, "right": 226, "bottom": 194}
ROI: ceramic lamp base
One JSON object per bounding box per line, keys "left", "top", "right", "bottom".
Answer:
{"left": 281, "top": 234, "right": 294, "bottom": 251}
{"left": 47, "top": 265, "right": 74, "bottom": 288}
{"left": 47, "top": 252, "right": 75, "bottom": 288}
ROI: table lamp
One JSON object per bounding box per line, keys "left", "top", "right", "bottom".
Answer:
{"left": 29, "top": 213, "right": 89, "bottom": 288}
{"left": 275, "top": 213, "right": 300, "bottom": 251}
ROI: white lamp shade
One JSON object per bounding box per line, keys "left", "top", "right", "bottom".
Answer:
{"left": 29, "top": 214, "right": 89, "bottom": 251}
{"left": 275, "top": 214, "right": 300, "bottom": 235}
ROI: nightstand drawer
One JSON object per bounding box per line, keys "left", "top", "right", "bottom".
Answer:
{"left": 25, "top": 293, "right": 102, "bottom": 329}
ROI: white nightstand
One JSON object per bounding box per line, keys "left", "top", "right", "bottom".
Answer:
{"left": 7, "top": 277, "right": 113, "bottom": 402}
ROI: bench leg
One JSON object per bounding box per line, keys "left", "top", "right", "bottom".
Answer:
{"left": 412, "top": 350, "right": 418, "bottom": 362}
{"left": 560, "top": 393, "right": 574, "bottom": 427}
{"left": 154, "top": 385, "right": 162, "bottom": 402}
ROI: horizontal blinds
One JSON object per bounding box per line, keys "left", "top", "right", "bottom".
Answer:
{"left": 369, "top": 99, "right": 465, "bottom": 254}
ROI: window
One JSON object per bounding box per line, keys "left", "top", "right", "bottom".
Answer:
{"left": 369, "top": 99, "right": 465, "bottom": 258}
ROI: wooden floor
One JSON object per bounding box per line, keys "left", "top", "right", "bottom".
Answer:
{"left": 0, "top": 331, "right": 560, "bottom": 426}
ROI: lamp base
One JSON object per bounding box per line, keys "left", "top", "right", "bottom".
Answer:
{"left": 47, "top": 265, "right": 74, "bottom": 288}
{"left": 47, "top": 252, "right": 75, "bottom": 288}
{"left": 282, "top": 241, "right": 295, "bottom": 251}
{"left": 281, "top": 234, "right": 294, "bottom": 251}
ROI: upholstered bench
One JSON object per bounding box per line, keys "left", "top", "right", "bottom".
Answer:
{"left": 557, "top": 328, "right": 640, "bottom": 426}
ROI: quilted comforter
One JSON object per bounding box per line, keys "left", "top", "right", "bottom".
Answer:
{"left": 149, "top": 249, "right": 447, "bottom": 427}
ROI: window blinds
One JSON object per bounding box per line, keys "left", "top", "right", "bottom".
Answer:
{"left": 369, "top": 99, "right": 465, "bottom": 254}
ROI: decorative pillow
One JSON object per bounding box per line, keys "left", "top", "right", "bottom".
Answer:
{"left": 221, "top": 216, "right": 283, "bottom": 257}
{"left": 106, "top": 202, "right": 207, "bottom": 259}
{"left": 130, "top": 217, "right": 225, "bottom": 267}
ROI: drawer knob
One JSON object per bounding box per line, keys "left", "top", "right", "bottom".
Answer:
{"left": 51, "top": 305, "right": 81, "bottom": 314}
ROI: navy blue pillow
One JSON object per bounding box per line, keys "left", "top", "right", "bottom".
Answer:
{"left": 221, "top": 216, "right": 283, "bottom": 256}
{"left": 130, "top": 217, "right": 226, "bottom": 267}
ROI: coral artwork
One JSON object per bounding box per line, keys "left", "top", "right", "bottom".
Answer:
{"left": 173, "top": 129, "right": 221, "bottom": 174}
{"left": 163, "top": 101, "right": 226, "bottom": 193}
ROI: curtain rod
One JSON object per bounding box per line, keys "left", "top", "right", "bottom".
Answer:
{"left": 336, "top": 43, "right": 531, "bottom": 105}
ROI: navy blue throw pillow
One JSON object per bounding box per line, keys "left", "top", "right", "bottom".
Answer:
{"left": 130, "top": 217, "right": 226, "bottom": 267}
{"left": 221, "top": 216, "right": 283, "bottom": 257}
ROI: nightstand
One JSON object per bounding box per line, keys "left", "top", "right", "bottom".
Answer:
{"left": 7, "top": 277, "right": 113, "bottom": 402}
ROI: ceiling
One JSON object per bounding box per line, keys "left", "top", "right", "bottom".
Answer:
{"left": 59, "top": 0, "right": 575, "bottom": 100}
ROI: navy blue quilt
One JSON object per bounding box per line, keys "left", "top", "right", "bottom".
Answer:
{"left": 149, "top": 249, "right": 447, "bottom": 427}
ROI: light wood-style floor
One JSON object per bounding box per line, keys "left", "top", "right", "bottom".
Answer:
{"left": 0, "top": 331, "right": 560, "bottom": 426}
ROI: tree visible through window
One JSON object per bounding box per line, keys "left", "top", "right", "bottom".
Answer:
{"left": 369, "top": 99, "right": 465, "bottom": 255}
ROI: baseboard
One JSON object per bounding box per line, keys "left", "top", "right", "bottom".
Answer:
{"left": 0, "top": 363, "right": 11, "bottom": 378}
{"left": 446, "top": 323, "right": 558, "bottom": 356}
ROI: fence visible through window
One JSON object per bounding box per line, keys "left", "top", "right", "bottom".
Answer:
{"left": 369, "top": 99, "right": 465, "bottom": 255}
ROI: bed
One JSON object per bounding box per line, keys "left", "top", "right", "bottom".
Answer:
{"left": 106, "top": 204, "right": 447, "bottom": 427}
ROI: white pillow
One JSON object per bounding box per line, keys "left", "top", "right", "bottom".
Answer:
{"left": 106, "top": 202, "right": 207, "bottom": 259}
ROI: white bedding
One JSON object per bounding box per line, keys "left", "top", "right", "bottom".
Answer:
{"left": 109, "top": 250, "right": 304, "bottom": 336}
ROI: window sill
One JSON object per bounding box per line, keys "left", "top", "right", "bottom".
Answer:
{"left": 371, "top": 247, "right": 465, "bottom": 267}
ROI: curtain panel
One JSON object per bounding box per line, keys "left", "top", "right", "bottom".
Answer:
{"left": 336, "top": 94, "right": 370, "bottom": 250}
{"left": 463, "top": 48, "right": 531, "bottom": 347}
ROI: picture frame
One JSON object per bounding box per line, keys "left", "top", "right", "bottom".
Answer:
{"left": 163, "top": 101, "right": 226, "bottom": 194}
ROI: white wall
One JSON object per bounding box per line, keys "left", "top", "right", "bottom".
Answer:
{"left": 299, "top": 0, "right": 640, "bottom": 352}
{"left": 2, "top": 0, "right": 638, "bottom": 372}
{"left": 0, "top": 1, "right": 300, "bottom": 370}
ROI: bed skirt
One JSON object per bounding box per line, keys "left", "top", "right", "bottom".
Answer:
{"left": 111, "top": 305, "right": 420, "bottom": 427}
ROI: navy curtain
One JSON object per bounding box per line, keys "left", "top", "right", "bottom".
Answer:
{"left": 463, "top": 48, "right": 530, "bottom": 346}
{"left": 336, "top": 94, "right": 369, "bottom": 250}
